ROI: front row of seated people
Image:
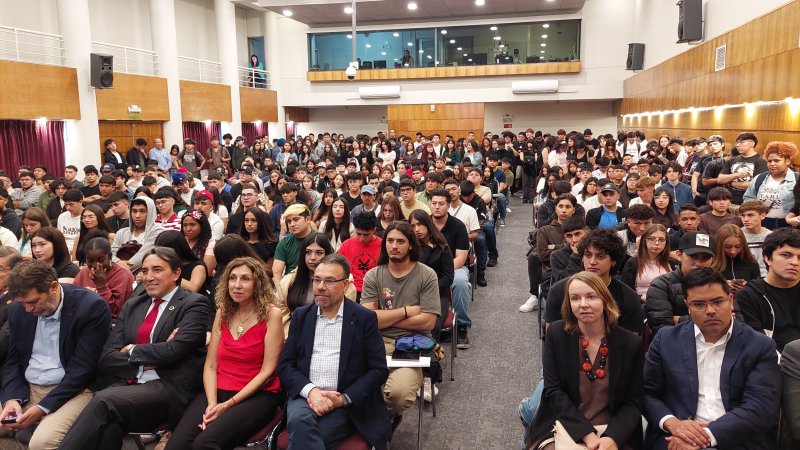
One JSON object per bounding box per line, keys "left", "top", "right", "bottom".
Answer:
{"left": 0, "top": 219, "right": 439, "bottom": 450}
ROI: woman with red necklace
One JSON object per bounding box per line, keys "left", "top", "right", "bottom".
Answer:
{"left": 527, "top": 271, "right": 644, "bottom": 450}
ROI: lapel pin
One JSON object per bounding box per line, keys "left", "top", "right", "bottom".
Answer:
{"left": 168, "top": 306, "right": 175, "bottom": 311}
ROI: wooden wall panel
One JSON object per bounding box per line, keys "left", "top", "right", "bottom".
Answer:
{"left": 284, "top": 107, "right": 309, "bottom": 123}
{"left": 179, "top": 81, "right": 232, "bottom": 122}
{"left": 0, "top": 60, "right": 80, "bottom": 120}
{"left": 307, "top": 61, "right": 581, "bottom": 82}
{"left": 240, "top": 88, "right": 278, "bottom": 123}
{"left": 388, "top": 103, "right": 484, "bottom": 141}
{"left": 98, "top": 121, "right": 164, "bottom": 160}
{"left": 95, "top": 73, "right": 169, "bottom": 121}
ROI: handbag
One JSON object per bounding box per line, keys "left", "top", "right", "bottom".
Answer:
{"left": 552, "top": 420, "right": 607, "bottom": 450}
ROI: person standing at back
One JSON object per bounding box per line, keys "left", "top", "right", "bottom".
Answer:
{"left": 717, "top": 132, "right": 766, "bottom": 205}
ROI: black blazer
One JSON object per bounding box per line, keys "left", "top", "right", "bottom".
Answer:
{"left": 103, "top": 150, "right": 127, "bottom": 171}
{"left": 530, "top": 322, "right": 644, "bottom": 449}
{"left": 585, "top": 206, "right": 627, "bottom": 230}
{"left": 278, "top": 300, "right": 391, "bottom": 448}
{"left": 96, "top": 288, "right": 209, "bottom": 409}
{"left": 1, "top": 284, "right": 111, "bottom": 412}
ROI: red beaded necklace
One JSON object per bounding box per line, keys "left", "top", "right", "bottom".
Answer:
{"left": 580, "top": 335, "right": 608, "bottom": 381}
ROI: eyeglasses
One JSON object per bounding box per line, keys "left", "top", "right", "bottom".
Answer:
{"left": 311, "top": 277, "right": 347, "bottom": 288}
{"left": 240, "top": 193, "right": 255, "bottom": 198}
{"left": 687, "top": 298, "right": 729, "bottom": 311}
{"left": 646, "top": 237, "right": 667, "bottom": 244}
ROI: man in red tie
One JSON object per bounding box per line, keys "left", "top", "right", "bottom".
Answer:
{"left": 59, "top": 247, "right": 209, "bottom": 450}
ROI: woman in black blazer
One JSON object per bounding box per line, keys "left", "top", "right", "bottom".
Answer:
{"left": 528, "top": 271, "right": 643, "bottom": 450}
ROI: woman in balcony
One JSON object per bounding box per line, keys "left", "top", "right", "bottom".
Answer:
{"left": 246, "top": 54, "right": 265, "bottom": 88}
{"left": 401, "top": 48, "right": 415, "bottom": 67}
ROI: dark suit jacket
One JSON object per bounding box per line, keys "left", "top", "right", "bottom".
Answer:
{"left": 278, "top": 300, "right": 391, "bottom": 448}
{"left": 103, "top": 150, "right": 127, "bottom": 171}
{"left": 530, "top": 322, "right": 643, "bottom": 449}
{"left": 644, "top": 320, "right": 781, "bottom": 450}
{"left": 585, "top": 206, "right": 626, "bottom": 230}
{"left": 96, "top": 288, "right": 209, "bottom": 410}
{"left": 0, "top": 284, "right": 111, "bottom": 412}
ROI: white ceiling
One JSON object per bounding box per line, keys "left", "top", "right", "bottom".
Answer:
{"left": 251, "top": 0, "right": 586, "bottom": 26}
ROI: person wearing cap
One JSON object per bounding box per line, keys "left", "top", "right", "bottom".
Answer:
{"left": 585, "top": 183, "right": 626, "bottom": 230}
{"left": 193, "top": 189, "right": 224, "bottom": 240}
{"left": 583, "top": 128, "right": 599, "bottom": 152}
{"left": 172, "top": 172, "right": 196, "bottom": 207}
{"left": 644, "top": 231, "right": 717, "bottom": 335}
{"left": 102, "top": 139, "right": 127, "bottom": 172}
{"left": 350, "top": 184, "right": 381, "bottom": 221}
{"left": 269, "top": 182, "right": 299, "bottom": 237}
{"left": 272, "top": 204, "right": 315, "bottom": 285}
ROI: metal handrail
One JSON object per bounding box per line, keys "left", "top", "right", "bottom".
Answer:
{"left": 238, "top": 66, "right": 270, "bottom": 89}
{"left": 177, "top": 56, "right": 223, "bottom": 84}
{"left": 0, "top": 25, "right": 65, "bottom": 66}
{"left": 91, "top": 41, "right": 158, "bottom": 76}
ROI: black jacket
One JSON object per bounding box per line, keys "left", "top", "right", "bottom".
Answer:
{"left": 529, "top": 322, "right": 643, "bottom": 450}
{"left": 644, "top": 269, "right": 689, "bottom": 335}
{"left": 103, "top": 150, "right": 127, "bottom": 171}
{"left": 537, "top": 198, "right": 586, "bottom": 228}
{"left": 735, "top": 278, "right": 800, "bottom": 352}
{"left": 550, "top": 246, "right": 583, "bottom": 284}
{"left": 585, "top": 206, "right": 627, "bottom": 230}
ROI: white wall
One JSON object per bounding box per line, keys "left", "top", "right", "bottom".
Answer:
{"left": 235, "top": 6, "right": 249, "bottom": 67}
{"left": 632, "top": 0, "right": 793, "bottom": 71}
{"left": 299, "top": 105, "right": 388, "bottom": 137}
{"left": 484, "top": 101, "right": 617, "bottom": 136}
{"left": 175, "top": 0, "right": 218, "bottom": 61}
{"left": 0, "top": 0, "right": 59, "bottom": 34}
{"left": 89, "top": 0, "right": 152, "bottom": 49}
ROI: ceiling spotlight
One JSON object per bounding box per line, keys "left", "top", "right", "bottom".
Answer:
{"left": 347, "top": 34, "right": 353, "bottom": 39}
{"left": 463, "top": 53, "right": 468, "bottom": 56}
{"left": 490, "top": 26, "right": 498, "bottom": 31}
{"left": 468, "top": 58, "right": 473, "bottom": 62}
{"left": 407, "top": 42, "right": 413, "bottom": 46}
{"left": 541, "top": 43, "right": 546, "bottom": 47}
{"left": 493, "top": 36, "right": 501, "bottom": 40}
{"left": 498, "top": 44, "right": 504, "bottom": 48}
{"left": 427, "top": 55, "right": 432, "bottom": 59}
{"left": 344, "top": 6, "right": 352, "bottom": 13}
{"left": 365, "top": 43, "right": 372, "bottom": 48}
{"left": 543, "top": 23, "right": 550, "bottom": 28}
{"left": 540, "top": 50, "right": 545, "bottom": 53}
{"left": 393, "top": 32, "right": 400, "bottom": 37}
{"left": 542, "top": 34, "right": 548, "bottom": 38}
{"left": 449, "top": 39, "right": 456, "bottom": 44}
{"left": 418, "top": 49, "right": 424, "bottom": 53}
{"left": 457, "top": 47, "right": 462, "bottom": 51}
{"left": 475, "top": 0, "right": 485, "bottom": 5}
{"left": 408, "top": 2, "right": 417, "bottom": 10}
{"left": 282, "top": 9, "right": 293, "bottom": 16}
{"left": 381, "top": 51, "right": 387, "bottom": 55}
{"left": 394, "top": 58, "right": 399, "bottom": 61}
{"left": 441, "top": 30, "right": 447, "bottom": 35}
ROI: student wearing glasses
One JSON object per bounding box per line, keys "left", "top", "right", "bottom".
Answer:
{"left": 644, "top": 232, "right": 717, "bottom": 335}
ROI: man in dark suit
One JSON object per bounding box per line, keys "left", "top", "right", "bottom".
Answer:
{"left": 0, "top": 247, "right": 23, "bottom": 379}
{"left": 59, "top": 247, "right": 209, "bottom": 450}
{"left": 0, "top": 260, "right": 111, "bottom": 449}
{"left": 278, "top": 254, "right": 390, "bottom": 450}
{"left": 644, "top": 268, "right": 780, "bottom": 450}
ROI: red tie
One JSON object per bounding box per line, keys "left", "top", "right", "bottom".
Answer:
{"left": 135, "top": 299, "right": 164, "bottom": 345}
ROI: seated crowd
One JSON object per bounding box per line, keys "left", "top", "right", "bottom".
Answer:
{"left": 520, "top": 129, "right": 800, "bottom": 449}
{"left": 0, "top": 129, "right": 521, "bottom": 449}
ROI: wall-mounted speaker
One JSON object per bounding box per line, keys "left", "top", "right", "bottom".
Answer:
{"left": 90, "top": 53, "right": 114, "bottom": 89}
{"left": 677, "top": 0, "right": 703, "bottom": 43}
{"left": 626, "top": 43, "right": 645, "bottom": 71}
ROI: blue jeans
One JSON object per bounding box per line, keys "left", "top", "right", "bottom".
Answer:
{"left": 286, "top": 397, "right": 353, "bottom": 450}
{"left": 475, "top": 230, "right": 488, "bottom": 273}
{"left": 496, "top": 193, "right": 508, "bottom": 220}
{"left": 483, "top": 219, "right": 499, "bottom": 260}
{"left": 519, "top": 379, "right": 545, "bottom": 447}
{"left": 451, "top": 267, "right": 471, "bottom": 329}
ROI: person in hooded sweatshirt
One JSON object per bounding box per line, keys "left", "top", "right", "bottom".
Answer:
{"left": 110, "top": 196, "right": 165, "bottom": 272}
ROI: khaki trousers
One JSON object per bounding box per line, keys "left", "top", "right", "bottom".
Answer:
{"left": 0, "top": 384, "right": 92, "bottom": 450}
{"left": 382, "top": 336, "right": 422, "bottom": 417}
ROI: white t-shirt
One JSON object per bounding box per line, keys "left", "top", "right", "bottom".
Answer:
{"left": 449, "top": 202, "right": 480, "bottom": 233}
{"left": 57, "top": 211, "right": 81, "bottom": 252}
{"left": 208, "top": 212, "right": 224, "bottom": 240}
{"left": 760, "top": 176, "right": 784, "bottom": 218}
{"left": 743, "top": 227, "right": 772, "bottom": 277}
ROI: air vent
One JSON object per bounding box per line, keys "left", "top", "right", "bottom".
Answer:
{"left": 714, "top": 45, "right": 726, "bottom": 71}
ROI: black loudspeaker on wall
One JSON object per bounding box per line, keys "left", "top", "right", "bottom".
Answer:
{"left": 90, "top": 53, "right": 114, "bottom": 89}
{"left": 677, "top": 0, "right": 703, "bottom": 43}
{"left": 626, "top": 43, "right": 645, "bottom": 71}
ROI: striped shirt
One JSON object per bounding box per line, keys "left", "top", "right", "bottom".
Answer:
{"left": 300, "top": 301, "right": 344, "bottom": 397}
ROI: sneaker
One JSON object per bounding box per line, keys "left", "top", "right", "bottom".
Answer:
{"left": 487, "top": 259, "right": 498, "bottom": 267}
{"left": 457, "top": 329, "right": 470, "bottom": 350}
{"left": 417, "top": 378, "right": 439, "bottom": 402}
{"left": 519, "top": 295, "right": 539, "bottom": 313}
{"left": 506, "top": 207, "right": 512, "bottom": 213}
{"left": 477, "top": 273, "right": 487, "bottom": 287}
{"left": 439, "top": 329, "right": 452, "bottom": 342}
{"left": 499, "top": 219, "right": 506, "bottom": 227}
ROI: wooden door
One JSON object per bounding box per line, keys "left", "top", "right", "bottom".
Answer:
{"left": 98, "top": 121, "right": 165, "bottom": 161}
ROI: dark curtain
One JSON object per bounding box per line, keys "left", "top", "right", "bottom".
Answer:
{"left": 182, "top": 121, "right": 221, "bottom": 157}
{"left": 241, "top": 122, "right": 268, "bottom": 146}
{"left": 0, "top": 120, "right": 66, "bottom": 177}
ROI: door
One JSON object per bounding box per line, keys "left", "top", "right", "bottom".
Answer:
{"left": 98, "top": 121, "right": 165, "bottom": 162}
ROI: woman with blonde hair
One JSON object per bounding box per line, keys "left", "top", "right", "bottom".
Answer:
{"left": 166, "top": 257, "right": 283, "bottom": 450}
{"left": 712, "top": 224, "right": 760, "bottom": 292}
{"left": 528, "top": 271, "right": 643, "bottom": 450}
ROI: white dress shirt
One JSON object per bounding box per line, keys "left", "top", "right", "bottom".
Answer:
{"left": 300, "top": 301, "right": 344, "bottom": 398}
{"left": 133, "top": 285, "right": 180, "bottom": 383}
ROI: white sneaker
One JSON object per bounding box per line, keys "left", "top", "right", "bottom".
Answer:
{"left": 417, "top": 378, "right": 439, "bottom": 402}
{"left": 519, "top": 295, "right": 539, "bottom": 312}
{"left": 506, "top": 207, "right": 512, "bottom": 213}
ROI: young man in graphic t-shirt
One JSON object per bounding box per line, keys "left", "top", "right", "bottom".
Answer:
{"left": 718, "top": 132, "right": 767, "bottom": 204}
{"left": 739, "top": 200, "right": 771, "bottom": 277}
{"left": 57, "top": 189, "right": 84, "bottom": 252}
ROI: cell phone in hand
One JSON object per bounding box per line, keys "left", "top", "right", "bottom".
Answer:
{"left": 732, "top": 279, "right": 746, "bottom": 285}
{"left": 1, "top": 416, "right": 17, "bottom": 425}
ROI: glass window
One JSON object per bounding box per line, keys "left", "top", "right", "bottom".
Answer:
{"left": 308, "top": 20, "right": 580, "bottom": 71}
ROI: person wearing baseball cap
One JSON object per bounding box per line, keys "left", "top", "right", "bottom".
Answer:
{"left": 585, "top": 183, "right": 626, "bottom": 229}
{"left": 101, "top": 163, "right": 115, "bottom": 174}
{"left": 584, "top": 128, "right": 599, "bottom": 152}
{"left": 350, "top": 184, "right": 380, "bottom": 220}
{"left": 192, "top": 189, "right": 224, "bottom": 240}
{"left": 272, "top": 203, "right": 314, "bottom": 285}
{"left": 644, "top": 231, "right": 717, "bottom": 335}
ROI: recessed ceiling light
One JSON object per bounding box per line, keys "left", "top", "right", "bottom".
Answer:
{"left": 543, "top": 23, "right": 550, "bottom": 28}
{"left": 468, "top": 58, "right": 473, "bottom": 62}
{"left": 449, "top": 39, "right": 456, "bottom": 44}
{"left": 408, "top": 42, "right": 413, "bottom": 46}
{"left": 541, "top": 43, "right": 546, "bottom": 47}
{"left": 542, "top": 34, "right": 548, "bottom": 38}
{"left": 463, "top": 53, "right": 468, "bottom": 56}
{"left": 393, "top": 32, "right": 400, "bottom": 37}
{"left": 365, "top": 43, "right": 372, "bottom": 48}
{"left": 394, "top": 58, "right": 399, "bottom": 61}
{"left": 457, "top": 47, "right": 462, "bottom": 51}
{"left": 427, "top": 55, "right": 432, "bottom": 59}
{"left": 282, "top": 9, "right": 293, "bottom": 16}
{"left": 344, "top": 6, "right": 352, "bottom": 13}
{"left": 408, "top": 2, "right": 417, "bottom": 10}
{"left": 435, "top": 60, "right": 439, "bottom": 64}
{"left": 546, "top": 0, "right": 556, "bottom": 2}
{"left": 540, "top": 50, "right": 545, "bottom": 53}
{"left": 490, "top": 26, "right": 497, "bottom": 31}
{"left": 493, "top": 36, "right": 501, "bottom": 40}
{"left": 381, "top": 51, "right": 387, "bottom": 55}
{"left": 475, "top": 0, "right": 485, "bottom": 5}
{"left": 347, "top": 34, "right": 353, "bottom": 39}
{"left": 418, "top": 49, "right": 424, "bottom": 53}
{"left": 441, "top": 30, "right": 447, "bottom": 35}
{"left": 498, "top": 44, "right": 504, "bottom": 48}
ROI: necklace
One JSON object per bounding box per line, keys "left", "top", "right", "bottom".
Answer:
{"left": 580, "top": 335, "right": 609, "bottom": 381}
{"left": 235, "top": 307, "right": 255, "bottom": 338}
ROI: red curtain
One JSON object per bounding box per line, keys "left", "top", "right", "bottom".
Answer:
{"left": 241, "top": 122, "right": 268, "bottom": 146}
{"left": 182, "top": 121, "right": 221, "bottom": 157}
{"left": 0, "top": 120, "right": 66, "bottom": 177}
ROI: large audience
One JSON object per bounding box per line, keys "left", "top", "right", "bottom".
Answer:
{"left": 0, "top": 127, "right": 799, "bottom": 449}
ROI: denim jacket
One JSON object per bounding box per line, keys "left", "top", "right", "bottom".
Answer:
{"left": 743, "top": 169, "right": 797, "bottom": 216}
